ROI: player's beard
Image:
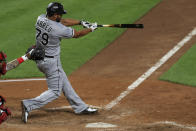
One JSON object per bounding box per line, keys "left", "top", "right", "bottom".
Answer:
{"left": 56, "top": 16, "right": 62, "bottom": 22}
{"left": 56, "top": 18, "right": 61, "bottom": 22}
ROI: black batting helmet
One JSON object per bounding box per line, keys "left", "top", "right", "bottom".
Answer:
{"left": 46, "top": 2, "right": 67, "bottom": 17}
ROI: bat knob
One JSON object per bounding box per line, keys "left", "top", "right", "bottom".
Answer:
{"left": 138, "top": 24, "right": 144, "bottom": 28}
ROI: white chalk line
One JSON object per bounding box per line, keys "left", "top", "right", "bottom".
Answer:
{"left": 86, "top": 122, "right": 117, "bottom": 128}
{"left": 44, "top": 105, "right": 102, "bottom": 111}
{"left": 149, "top": 121, "right": 196, "bottom": 130}
{"left": 0, "top": 78, "right": 46, "bottom": 83}
{"left": 104, "top": 27, "right": 196, "bottom": 110}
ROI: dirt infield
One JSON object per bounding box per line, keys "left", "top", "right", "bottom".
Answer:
{"left": 1, "top": 0, "right": 196, "bottom": 130}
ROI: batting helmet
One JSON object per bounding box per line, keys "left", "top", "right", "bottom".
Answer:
{"left": 46, "top": 2, "right": 67, "bottom": 17}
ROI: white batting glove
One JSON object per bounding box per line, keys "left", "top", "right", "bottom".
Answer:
{"left": 90, "top": 22, "right": 98, "bottom": 32}
{"left": 80, "top": 20, "right": 91, "bottom": 28}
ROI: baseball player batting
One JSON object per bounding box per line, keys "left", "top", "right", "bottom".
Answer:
{"left": 21, "top": 2, "right": 98, "bottom": 123}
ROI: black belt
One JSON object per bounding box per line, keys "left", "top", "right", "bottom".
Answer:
{"left": 45, "top": 55, "right": 54, "bottom": 58}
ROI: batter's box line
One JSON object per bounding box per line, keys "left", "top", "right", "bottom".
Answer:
{"left": 42, "top": 105, "right": 102, "bottom": 111}
{"left": 0, "top": 78, "right": 46, "bottom": 83}
{"left": 104, "top": 27, "right": 196, "bottom": 110}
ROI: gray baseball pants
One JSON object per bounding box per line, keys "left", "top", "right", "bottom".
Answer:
{"left": 23, "top": 56, "right": 87, "bottom": 114}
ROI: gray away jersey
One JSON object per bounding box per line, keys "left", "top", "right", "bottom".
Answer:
{"left": 35, "top": 14, "right": 74, "bottom": 56}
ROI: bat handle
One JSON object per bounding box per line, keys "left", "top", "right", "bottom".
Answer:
{"left": 97, "top": 25, "right": 104, "bottom": 27}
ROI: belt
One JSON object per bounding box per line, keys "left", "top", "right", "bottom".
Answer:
{"left": 45, "top": 55, "right": 54, "bottom": 58}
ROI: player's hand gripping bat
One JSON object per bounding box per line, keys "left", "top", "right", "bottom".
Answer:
{"left": 97, "top": 24, "right": 144, "bottom": 28}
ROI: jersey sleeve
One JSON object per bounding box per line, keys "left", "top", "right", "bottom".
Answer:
{"left": 56, "top": 24, "right": 74, "bottom": 39}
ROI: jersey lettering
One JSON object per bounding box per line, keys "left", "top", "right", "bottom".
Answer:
{"left": 36, "top": 20, "right": 52, "bottom": 33}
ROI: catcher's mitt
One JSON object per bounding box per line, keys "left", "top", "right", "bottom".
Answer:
{"left": 0, "top": 51, "right": 7, "bottom": 75}
{"left": 26, "top": 45, "right": 45, "bottom": 60}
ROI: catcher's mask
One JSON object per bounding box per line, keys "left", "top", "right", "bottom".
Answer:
{"left": 46, "top": 2, "right": 67, "bottom": 17}
{"left": 0, "top": 96, "right": 6, "bottom": 108}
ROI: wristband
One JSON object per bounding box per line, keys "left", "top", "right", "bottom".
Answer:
{"left": 17, "top": 55, "right": 28, "bottom": 64}
{"left": 17, "top": 58, "right": 24, "bottom": 64}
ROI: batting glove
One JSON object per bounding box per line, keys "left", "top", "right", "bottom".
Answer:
{"left": 90, "top": 22, "right": 98, "bottom": 32}
{"left": 80, "top": 20, "right": 91, "bottom": 28}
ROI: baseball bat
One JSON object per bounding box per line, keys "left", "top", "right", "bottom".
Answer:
{"left": 97, "top": 24, "right": 144, "bottom": 28}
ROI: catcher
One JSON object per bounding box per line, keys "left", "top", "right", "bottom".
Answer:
{"left": 0, "top": 95, "right": 11, "bottom": 125}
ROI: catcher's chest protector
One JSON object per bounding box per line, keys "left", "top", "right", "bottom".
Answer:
{"left": 0, "top": 52, "right": 7, "bottom": 75}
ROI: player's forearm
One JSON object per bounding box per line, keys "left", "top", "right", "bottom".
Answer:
{"left": 6, "top": 55, "right": 29, "bottom": 71}
{"left": 61, "top": 18, "right": 81, "bottom": 26}
{"left": 73, "top": 28, "right": 92, "bottom": 38}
